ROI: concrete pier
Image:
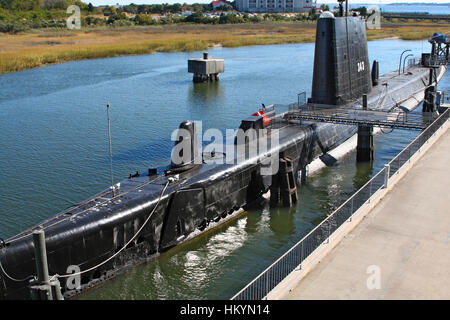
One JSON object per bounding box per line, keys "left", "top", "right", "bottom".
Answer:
{"left": 188, "top": 52, "right": 224, "bottom": 83}
{"left": 273, "top": 122, "right": 450, "bottom": 300}
{"left": 356, "top": 126, "right": 374, "bottom": 162}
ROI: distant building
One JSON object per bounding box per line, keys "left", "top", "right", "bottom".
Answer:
{"left": 212, "top": 1, "right": 232, "bottom": 10}
{"left": 235, "top": 0, "right": 315, "bottom": 13}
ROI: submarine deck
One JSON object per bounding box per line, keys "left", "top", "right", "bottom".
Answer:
{"left": 4, "top": 117, "right": 323, "bottom": 243}
{"left": 276, "top": 118, "right": 450, "bottom": 300}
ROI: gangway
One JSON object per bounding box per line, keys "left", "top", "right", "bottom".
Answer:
{"left": 284, "top": 104, "right": 438, "bottom": 131}
{"left": 276, "top": 90, "right": 449, "bottom": 162}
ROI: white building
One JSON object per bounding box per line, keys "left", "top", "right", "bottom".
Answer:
{"left": 235, "top": 0, "right": 315, "bottom": 13}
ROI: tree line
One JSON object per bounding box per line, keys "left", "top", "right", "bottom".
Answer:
{"left": 0, "top": 1, "right": 369, "bottom": 34}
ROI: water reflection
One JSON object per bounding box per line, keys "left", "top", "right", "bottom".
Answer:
{"left": 268, "top": 205, "right": 296, "bottom": 238}
{"left": 188, "top": 81, "right": 225, "bottom": 106}
{"left": 353, "top": 161, "right": 374, "bottom": 190}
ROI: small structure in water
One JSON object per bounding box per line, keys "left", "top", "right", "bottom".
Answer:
{"left": 188, "top": 52, "right": 224, "bottom": 83}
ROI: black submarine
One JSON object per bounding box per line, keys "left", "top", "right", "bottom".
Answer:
{"left": 0, "top": 4, "right": 447, "bottom": 299}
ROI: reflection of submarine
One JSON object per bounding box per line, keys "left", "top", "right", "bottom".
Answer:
{"left": 0, "top": 10, "right": 447, "bottom": 299}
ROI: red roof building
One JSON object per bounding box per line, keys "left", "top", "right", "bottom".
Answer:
{"left": 212, "top": 1, "right": 232, "bottom": 10}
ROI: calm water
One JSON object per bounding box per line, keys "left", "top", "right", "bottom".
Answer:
{"left": 1, "top": 39, "right": 449, "bottom": 299}
{"left": 348, "top": 3, "right": 450, "bottom": 15}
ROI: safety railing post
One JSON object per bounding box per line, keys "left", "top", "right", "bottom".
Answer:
{"left": 383, "top": 164, "right": 390, "bottom": 189}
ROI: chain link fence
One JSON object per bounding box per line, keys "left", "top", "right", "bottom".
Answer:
{"left": 231, "top": 107, "right": 450, "bottom": 300}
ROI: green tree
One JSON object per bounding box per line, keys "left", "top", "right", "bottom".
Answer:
{"left": 308, "top": 8, "right": 318, "bottom": 20}
{"left": 135, "top": 13, "right": 153, "bottom": 25}
{"left": 1, "top": 0, "right": 43, "bottom": 10}
{"left": 353, "top": 6, "right": 367, "bottom": 17}
{"left": 320, "top": 4, "right": 330, "bottom": 12}
{"left": 171, "top": 3, "right": 182, "bottom": 13}
{"left": 219, "top": 13, "right": 242, "bottom": 24}
{"left": 121, "top": 3, "right": 138, "bottom": 14}
{"left": 43, "top": 0, "right": 68, "bottom": 10}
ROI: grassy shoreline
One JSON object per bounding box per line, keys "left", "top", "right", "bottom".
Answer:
{"left": 1, "top": 21, "right": 449, "bottom": 75}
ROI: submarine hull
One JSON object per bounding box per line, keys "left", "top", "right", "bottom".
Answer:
{"left": 0, "top": 120, "right": 356, "bottom": 299}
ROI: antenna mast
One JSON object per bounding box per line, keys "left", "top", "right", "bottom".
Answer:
{"left": 337, "top": 0, "right": 348, "bottom": 17}
{"left": 106, "top": 103, "right": 115, "bottom": 197}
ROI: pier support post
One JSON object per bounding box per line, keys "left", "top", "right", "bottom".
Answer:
{"left": 29, "top": 230, "right": 64, "bottom": 300}
{"left": 423, "top": 85, "right": 437, "bottom": 113}
{"left": 356, "top": 125, "right": 374, "bottom": 162}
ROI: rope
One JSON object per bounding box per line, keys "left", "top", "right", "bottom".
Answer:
{"left": 0, "top": 256, "right": 35, "bottom": 283}
{"left": 0, "top": 238, "right": 33, "bottom": 282}
{"left": 57, "top": 180, "right": 170, "bottom": 279}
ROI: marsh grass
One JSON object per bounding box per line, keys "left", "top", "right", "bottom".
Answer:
{"left": 0, "top": 21, "right": 449, "bottom": 74}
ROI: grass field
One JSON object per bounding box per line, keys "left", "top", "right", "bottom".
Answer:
{"left": 1, "top": 21, "right": 449, "bottom": 75}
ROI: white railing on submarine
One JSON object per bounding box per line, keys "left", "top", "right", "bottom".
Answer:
{"left": 231, "top": 106, "right": 450, "bottom": 301}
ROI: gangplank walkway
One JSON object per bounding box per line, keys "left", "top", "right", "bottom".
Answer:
{"left": 278, "top": 126, "right": 450, "bottom": 300}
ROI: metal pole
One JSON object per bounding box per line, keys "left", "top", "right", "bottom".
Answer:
{"left": 32, "top": 230, "right": 53, "bottom": 300}
{"left": 403, "top": 54, "right": 414, "bottom": 74}
{"left": 107, "top": 103, "right": 115, "bottom": 197}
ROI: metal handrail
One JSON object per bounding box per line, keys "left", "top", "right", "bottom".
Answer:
{"left": 231, "top": 106, "right": 450, "bottom": 300}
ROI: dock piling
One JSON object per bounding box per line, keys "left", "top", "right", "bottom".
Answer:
{"left": 356, "top": 126, "right": 374, "bottom": 162}
{"left": 29, "top": 230, "right": 64, "bottom": 300}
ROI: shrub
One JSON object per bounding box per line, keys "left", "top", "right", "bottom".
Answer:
{"left": 83, "top": 16, "right": 105, "bottom": 26}
{"left": 106, "top": 13, "right": 129, "bottom": 25}
{"left": 135, "top": 14, "right": 154, "bottom": 25}
{"left": 111, "top": 19, "right": 134, "bottom": 27}
{"left": 0, "top": 21, "right": 28, "bottom": 33}
{"left": 219, "top": 14, "right": 243, "bottom": 24}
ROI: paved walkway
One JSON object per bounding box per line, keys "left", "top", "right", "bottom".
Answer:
{"left": 281, "top": 127, "right": 450, "bottom": 300}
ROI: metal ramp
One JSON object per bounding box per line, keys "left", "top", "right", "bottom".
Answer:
{"left": 284, "top": 104, "right": 439, "bottom": 131}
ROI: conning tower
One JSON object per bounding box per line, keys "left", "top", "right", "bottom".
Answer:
{"left": 310, "top": 13, "right": 372, "bottom": 106}
{"left": 170, "top": 120, "right": 199, "bottom": 172}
